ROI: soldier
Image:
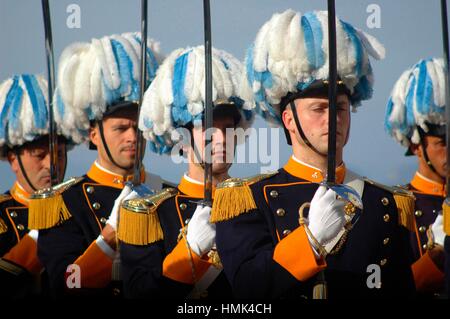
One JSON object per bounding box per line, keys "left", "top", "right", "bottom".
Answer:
{"left": 0, "top": 74, "right": 68, "bottom": 298}
{"left": 385, "top": 57, "right": 447, "bottom": 296}
{"left": 446, "top": 234, "right": 450, "bottom": 294}
{"left": 30, "top": 33, "right": 168, "bottom": 297}
{"left": 118, "top": 46, "right": 254, "bottom": 298}
{"left": 211, "top": 9, "right": 416, "bottom": 299}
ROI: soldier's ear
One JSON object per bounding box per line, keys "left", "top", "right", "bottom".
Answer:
{"left": 89, "top": 125, "right": 100, "bottom": 149}
{"left": 410, "top": 143, "right": 421, "bottom": 157}
{"left": 6, "top": 151, "right": 20, "bottom": 173}
{"left": 6, "top": 150, "right": 14, "bottom": 163}
{"left": 281, "top": 108, "right": 295, "bottom": 133}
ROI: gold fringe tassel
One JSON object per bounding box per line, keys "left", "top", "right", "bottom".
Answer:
{"left": 312, "top": 282, "right": 328, "bottom": 299}
{"left": 28, "top": 194, "right": 71, "bottom": 230}
{"left": 117, "top": 206, "right": 163, "bottom": 246}
{"left": 0, "top": 217, "right": 8, "bottom": 235}
{"left": 210, "top": 182, "right": 256, "bottom": 223}
{"left": 394, "top": 194, "right": 415, "bottom": 232}
{"left": 443, "top": 201, "right": 450, "bottom": 235}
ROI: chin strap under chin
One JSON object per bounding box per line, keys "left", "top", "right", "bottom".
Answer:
{"left": 98, "top": 121, "right": 133, "bottom": 171}
{"left": 187, "top": 127, "right": 236, "bottom": 171}
{"left": 418, "top": 128, "right": 444, "bottom": 181}
{"left": 190, "top": 130, "right": 206, "bottom": 170}
{"left": 289, "top": 101, "right": 326, "bottom": 156}
{"left": 15, "top": 149, "right": 37, "bottom": 192}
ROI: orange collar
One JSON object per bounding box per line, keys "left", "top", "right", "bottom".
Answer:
{"left": 283, "top": 156, "right": 346, "bottom": 184}
{"left": 177, "top": 175, "right": 216, "bottom": 199}
{"left": 410, "top": 172, "right": 445, "bottom": 197}
{"left": 87, "top": 162, "right": 145, "bottom": 189}
{"left": 10, "top": 182, "right": 30, "bottom": 207}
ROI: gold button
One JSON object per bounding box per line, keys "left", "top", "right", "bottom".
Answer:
{"left": 86, "top": 186, "right": 94, "bottom": 194}
{"left": 10, "top": 211, "right": 17, "bottom": 218}
{"left": 344, "top": 203, "right": 356, "bottom": 215}
{"left": 419, "top": 226, "right": 426, "bottom": 233}
{"left": 276, "top": 208, "right": 286, "bottom": 217}
{"left": 422, "top": 244, "right": 428, "bottom": 250}
{"left": 282, "top": 229, "right": 291, "bottom": 236}
{"left": 383, "top": 214, "right": 390, "bottom": 222}
{"left": 415, "top": 210, "right": 423, "bottom": 217}
{"left": 179, "top": 203, "right": 187, "bottom": 211}
{"left": 383, "top": 237, "right": 390, "bottom": 245}
{"left": 17, "top": 224, "right": 24, "bottom": 231}
{"left": 112, "top": 288, "right": 121, "bottom": 296}
{"left": 93, "top": 202, "right": 101, "bottom": 210}
{"left": 100, "top": 217, "right": 107, "bottom": 224}
{"left": 380, "top": 258, "right": 387, "bottom": 266}
{"left": 381, "top": 197, "right": 389, "bottom": 206}
{"left": 270, "top": 190, "right": 278, "bottom": 198}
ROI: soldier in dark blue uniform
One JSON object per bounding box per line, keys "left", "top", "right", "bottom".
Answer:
{"left": 211, "top": 9, "right": 416, "bottom": 299}
{"left": 29, "top": 33, "right": 168, "bottom": 297}
{"left": 118, "top": 46, "right": 254, "bottom": 298}
{"left": 0, "top": 74, "right": 68, "bottom": 298}
{"left": 385, "top": 58, "right": 447, "bottom": 296}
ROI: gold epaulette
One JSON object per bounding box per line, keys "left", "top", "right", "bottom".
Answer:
{"left": 364, "top": 178, "right": 416, "bottom": 232}
{"left": 0, "top": 194, "right": 12, "bottom": 235}
{"left": 443, "top": 200, "right": 450, "bottom": 235}
{"left": 211, "top": 172, "right": 278, "bottom": 223}
{"left": 0, "top": 194, "right": 12, "bottom": 204}
{"left": 0, "top": 217, "right": 7, "bottom": 235}
{"left": 244, "top": 171, "right": 279, "bottom": 185}
{"left": 396, "top": 184, "right": 411, "bottom": 191}
{"left": 118, "top": 188, "right": 178, "bottom": 246}
{"left": 28, "top": 177, "right": 84, "bottom": 230}
{"left": 162, "top": 179, "right": 177, "bottom": 188}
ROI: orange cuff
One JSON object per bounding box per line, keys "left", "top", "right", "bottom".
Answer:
{"left": 412, "top": 251, "right": 444, "bottom": 293}
{"left": 3, "top": 234, "right": 42, "bottom": 274}
{"left": 72, "top": 241, "right": 113, "bottom": 288}
{"left": 273, "top": 226, "right": 326, "bottom": 281}
{"left": 163, "top": 237, "right": 212, "bottom": 284}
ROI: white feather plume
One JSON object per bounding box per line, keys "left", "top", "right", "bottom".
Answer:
{"left": 139, "top": 45, "right": 254, "bottom": 153}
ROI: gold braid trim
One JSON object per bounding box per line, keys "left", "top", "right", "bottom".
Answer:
{"left": 443, "top": 200, "right": 450, "bottom": 235}
{"left": 0, "top": 217, "right": 8, "bottom": 235}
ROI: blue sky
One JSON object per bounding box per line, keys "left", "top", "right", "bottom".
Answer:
{"left": 0, "top": 0, "right": 445, "bottom": 189}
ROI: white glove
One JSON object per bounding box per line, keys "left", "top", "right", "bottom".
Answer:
{"left": 308, "top": 185, "right": 347, "bottom": 246}
{"left": 28, "top": 229, "right": 39, "bottom": 242}
{"left": 186, "top": 205, "right": 215, "bottom": 257}
{"left": 106, "top": 185, "right": 138, "bottom": 230}
{"left": 431, "top": 214, "right": 445, "bottom": 247}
